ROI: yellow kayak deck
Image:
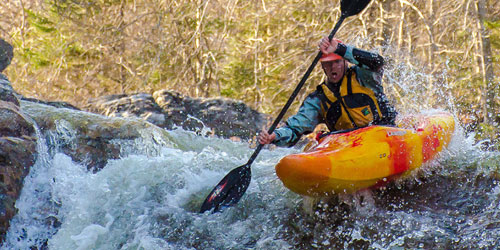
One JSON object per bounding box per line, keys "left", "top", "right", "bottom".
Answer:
{"left": 275, "top": 112, "right": 455, "bottom": 197}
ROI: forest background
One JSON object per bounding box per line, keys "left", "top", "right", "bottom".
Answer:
{"left": 0, "top": 0, "right": 499, "bottom": 146}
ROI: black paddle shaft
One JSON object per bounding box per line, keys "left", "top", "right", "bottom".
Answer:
{"left": 245, "top": 15, "right": 346, "bottom": 168}
{"left": 246, "top": 0, "right": 373, "bottom": 166}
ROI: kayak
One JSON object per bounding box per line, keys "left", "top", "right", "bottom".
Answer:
{"left": 275, "top": 111, "right": 455, "bottom": 197}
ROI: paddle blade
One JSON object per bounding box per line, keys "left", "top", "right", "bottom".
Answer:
{"left": 199, "top": 165, "right": 251, "bottom": 213}
{"left": 341, "top": 0, "right": 371, "bottom": 17}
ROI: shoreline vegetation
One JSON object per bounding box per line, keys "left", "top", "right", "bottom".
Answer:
{"left": 0, "top": 0, "right": 499, "bottom": 148}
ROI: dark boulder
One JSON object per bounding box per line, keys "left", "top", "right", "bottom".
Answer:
{"left": 85, "top": 90, "right": 268, "bottom": 140}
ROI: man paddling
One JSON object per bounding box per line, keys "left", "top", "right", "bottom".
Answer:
{"left": 258, "top": 37, "right": 397, "bottom": 146}
{"left": 200, "top": 0, "right": 378, "bottom": 213}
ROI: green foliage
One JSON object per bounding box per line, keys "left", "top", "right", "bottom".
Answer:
{"left": 485, "top": 20, "right": 500, "bottom": 29}
{"left": 222, "top": 61, "right": 255, "bottom": 93}
{"left": 485, "top": 20, "right": 500, "bottom": 50}
{"left": 16, "top": 9, "right": 63, "bottom": 69}
{"left": 488, "top": 27, "right": 500, "bottom": 50}
{"left": 26, "top": 9, "right": 55, "bottom": 33}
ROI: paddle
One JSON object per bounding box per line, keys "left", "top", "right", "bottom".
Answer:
{"left": 200, "top": 0, "right": 372, "bottom": 213}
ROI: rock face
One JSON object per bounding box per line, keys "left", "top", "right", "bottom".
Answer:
{"left": 0, "top": 75, "right": 37, "bottom": 242}
{"left": 21, "top": 100, "right": 173, "bottom": 172}
{"left": 13, "top": 90, "right": 267, "bottom": 174}
{"left": 85, "top": 93, "right": 166, "bottom": 126}
{"left": 85, "top": 90, "right": 268, "bottom": 140}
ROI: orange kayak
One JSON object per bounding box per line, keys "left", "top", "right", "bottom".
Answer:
{"left": 275, "top": 111, "right": 455, "bottom": 197}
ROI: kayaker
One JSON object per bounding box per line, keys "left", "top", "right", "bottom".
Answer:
{"left": 258, "top": 36, "right": 397, "bottom": 147}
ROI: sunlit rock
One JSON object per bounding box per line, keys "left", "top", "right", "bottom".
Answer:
{"left": 85, "top": 93, "right": 167, "bottom": 127}
{"left": 21, "top": 97, "right": 80, "bottom": 111}
{"left": 21, "top": 100, "right": 173, "bottom": 172}
{"left": 84, "top": 90, "right": 267, "bottom": 140}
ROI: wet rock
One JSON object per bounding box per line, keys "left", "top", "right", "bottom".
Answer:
{"left": 0, "top": 39, "right": 39, "bottom": 243}
{"left": 85, "top": 90, "right": 267, "bottom": 140}
{"left": 21, "top": 100, "right": 172, "bottom": 172}
{"left": 0, "top": 88, "right": 19, "bottom": 107}
{"left": 21, "top": 97, "right": 79, "bottom": 111}
{"left": 0, "top": 102, "right": 35, "bottom": 138}
{"left": 153, "top": 91, "right": 190, "bottom": 128}
{"left": 0, "top": 100, "right": 37, "bottom": 242}
{"left": 85, "top": 93, "right": 167, "bottom": 127}
{"left": 0, "top": 75, "right": 19, "bottom": 106}
{"left": 188, "top": 96, "right": 266, "bottom": 139}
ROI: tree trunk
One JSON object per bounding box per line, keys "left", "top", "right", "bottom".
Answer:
{"left": 476, "top": 0, "right": 496, "bottom": 124}
{"left": 119, "top": 0, "right": 127, "bottom": 94}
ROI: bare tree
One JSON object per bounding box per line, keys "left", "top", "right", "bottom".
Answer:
{"left": 475, "top": 0, "right": 496, "bottom": 124}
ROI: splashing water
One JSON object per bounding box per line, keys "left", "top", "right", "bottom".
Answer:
{"left": 3, "top": 124, "right": 303, "bottom": 249}
{"left": 4, "top": 116, "right": 499, "bottom": 249}
{"left": 3, "top": 56, "right": 500, "bottom": 249}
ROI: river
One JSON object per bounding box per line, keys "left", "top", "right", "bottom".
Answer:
{"left": 2, "top": 115, "right": 499, "bottom": 249}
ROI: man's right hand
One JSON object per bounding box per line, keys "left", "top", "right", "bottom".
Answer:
{"left": 257, "top": 130, "right": 276, "bottom": 145}
{"left": 319, "top": 36, "right": 340, "bottom": 55}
